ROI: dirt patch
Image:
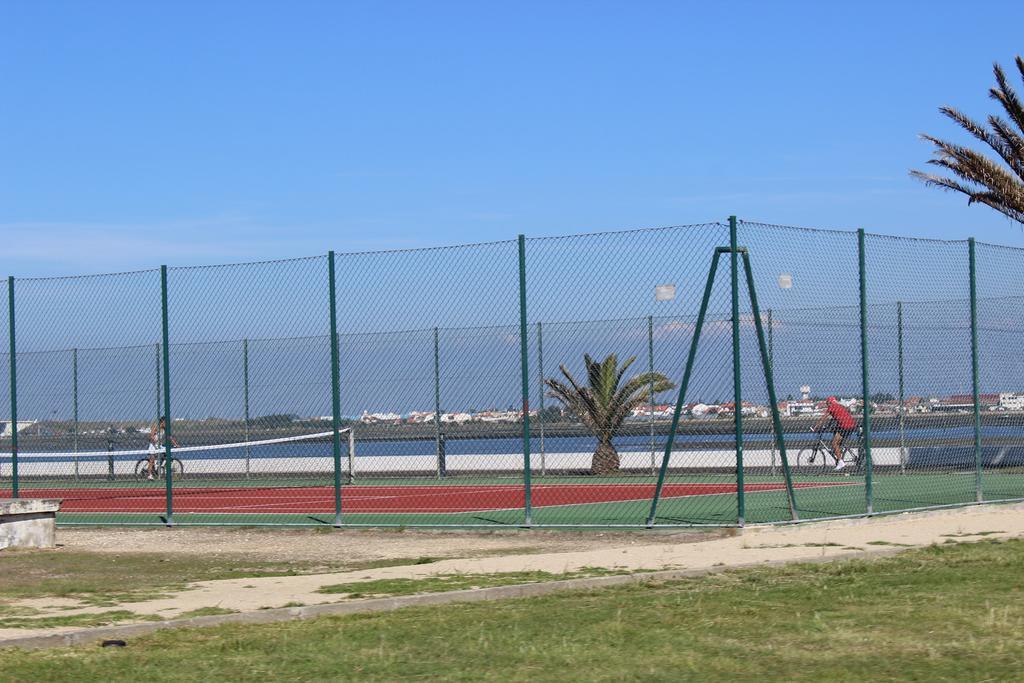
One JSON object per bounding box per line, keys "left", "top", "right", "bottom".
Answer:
{"left": 57, "top": 526, "right": 720, "bottom": 564}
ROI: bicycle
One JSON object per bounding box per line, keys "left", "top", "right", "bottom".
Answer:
{"left": 134, "top": 452, "right": 184, "bottom": 480}
{"left": 796, "top": 427, "right": 863, "bottom": 474}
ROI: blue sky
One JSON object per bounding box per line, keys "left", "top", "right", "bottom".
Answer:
{"left": 2, "top": 0, "right": 1024, "bottom": 277}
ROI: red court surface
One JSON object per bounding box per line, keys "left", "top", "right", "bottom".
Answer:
{"left": 5, "top": 482, "right": 850, "bottom": 514}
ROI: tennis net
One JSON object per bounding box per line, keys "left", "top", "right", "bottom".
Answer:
{"left": 1, "top": 429, "right": 355, "bottom": 483}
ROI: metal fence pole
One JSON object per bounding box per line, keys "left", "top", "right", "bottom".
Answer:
{"left": 536, "top": 321, "right": 546, "bottom": 476}
{"left": 517, "top": 235, "right": 533, "bottom": 526}
{"left": 648, "top": 315, "right": 656, "bottom": 475}
{"left": 767, "top": 308, "right": 776, "bottom": 476}
{"left": 243, "top": 338, "right": 251, "bottom": 479}
{"left": 857, "top": 229, "right": 874, "bottom": 515}
{"left": 433, "top": 327, "right": 445, "bottom": 479}
{"left": 8, "top": 277, "right": 18, "bottom": 498}
{"left": 159, "top": 266, "right": 173, "bottom": 525}
{"left": 969, "top": 238, "right": 983, "bottom": 502}
{"left": 730, "top": 216, "right": 745, "bottom": 526}
{"left": 897, "top": 301, "right": 906, "bottom": 474}
{"left": 328, "top": 251, "right": 343, "bottom": 526}
{"left": 72, "top": 347, "right": 79, "bottom": 480}
{"left": 72, "top": 348, "right": 79, "bottom": 451}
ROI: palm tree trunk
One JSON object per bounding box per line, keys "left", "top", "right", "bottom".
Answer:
{"left": 591, "top": 437, "right": 619, "bottom": 475}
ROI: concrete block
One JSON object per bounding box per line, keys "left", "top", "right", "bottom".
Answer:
{"left": 0, "top": 499, "right": 61, "bottom": 549}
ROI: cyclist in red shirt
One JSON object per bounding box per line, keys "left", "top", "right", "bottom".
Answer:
{"left": 813, "top": 396, "right": 857, "bottom": 471}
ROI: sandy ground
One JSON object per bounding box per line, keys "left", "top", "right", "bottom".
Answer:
{"left": 2, "top": 504, "right": 1022, "bottom": 641}
{"left": 57, "top": 525, "right": 718, "bottom": 563}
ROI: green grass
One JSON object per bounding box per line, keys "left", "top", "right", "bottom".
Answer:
{"left": 0, "top": 611, "right": 162, "bottom": 630}
{"left": 317, "top": 568, "right": 630, "bottom": 598}
{"left": 0, "top": 549, "right": 356, "bottom": 606}
{"left": 1, "top": 539, "right": 1023, "bottom": 681}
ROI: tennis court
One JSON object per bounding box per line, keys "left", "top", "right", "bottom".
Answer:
{"left": 4, "top": 219, "right": 1024, "bottom": 528}
{"left": 6, "top": 469, "right": 1013, "bottom": 526}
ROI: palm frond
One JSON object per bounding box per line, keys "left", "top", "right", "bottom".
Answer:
{"left": 912, "top": 55, "right": 1024, "bottom": 225}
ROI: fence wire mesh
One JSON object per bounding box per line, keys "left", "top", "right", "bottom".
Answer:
{"left": 0, "top": 219, "right": 1021, "bottom": 527}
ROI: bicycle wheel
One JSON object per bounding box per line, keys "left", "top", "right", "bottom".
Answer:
{"left": 164, "top": 458, "right": 184, "bottom": 479}
{"left": 134, "top": 458, "right": 156, "bottom": 480}
{"left": 796, "top": 446, "right": 820, "bottom": 472}
{"left": 844, "top": 444, "right": 862, "bottom": 472}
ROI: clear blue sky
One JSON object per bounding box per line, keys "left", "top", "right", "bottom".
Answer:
{"left": 3, "top": 0, "right": 1024, "bottom": 277}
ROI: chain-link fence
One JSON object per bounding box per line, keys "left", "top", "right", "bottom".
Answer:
{"left": 0, "top": 218, "right": 1021, "bottom": 527}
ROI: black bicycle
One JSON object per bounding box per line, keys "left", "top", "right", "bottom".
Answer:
{"left": 134, "top": 452, "right": 184, "bottom": 480}
{"left": 796, "top": 427, "right": 863, "bottom": 474}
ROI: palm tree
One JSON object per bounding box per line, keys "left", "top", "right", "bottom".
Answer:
{"left": 911, "top": 56, "right": 1024, "bottom": 224}
{"left": 545, "top": 354, "right": 674, "bottom": 475}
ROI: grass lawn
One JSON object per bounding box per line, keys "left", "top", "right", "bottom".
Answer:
{"left": 2, "top": 539, "right": 1023, "bottom": 681}
{"left": 0, "top": 549, "right": 426, "bottom": 610}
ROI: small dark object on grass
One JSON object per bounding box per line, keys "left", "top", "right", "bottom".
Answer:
{"left": 101, "top": 640, "right": 127, "bottom": 648}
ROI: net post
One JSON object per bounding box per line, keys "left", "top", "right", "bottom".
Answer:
{"left": 243, "top": 338, "right": 251, "bottom": 479}
{"left": 897, "top": 301, "right": 906, "bottom": 474}
{"left": 648, "top": 315, "right": 656, "bottom": 475}
{"left": 857, "top": 229, "right": 874, "bottom": 515}
{"left": 160, "top": 266, "right": 173, "bottom": 526}
{"left": 8, "top": 276, "right": 18, "bottom": 498}
{"left": 646, "top": 249, "right": 722, "bottom": 526}
{"left": 741, "top": 251, "right": 798, "bottom": 520}
{"left": 730, "top": 216, "right": 744, "bottom": 526}
{"left": 969, "top": 238, "right": 982, "bottom": 502}
{"left": 433, "top": 327, "right": 444, "bottom": 479}
{"left": 536, "top": 321, "right": 546, "bottom": 476}
{"left": 328, "top": 251, "right": 343, "bottom": 526}
{"left": 517, "top": 234, "right": 533, "bottom": 526}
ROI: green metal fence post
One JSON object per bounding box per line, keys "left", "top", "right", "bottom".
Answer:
{"left": 243, "top": 338, "right": 251, "bottom": 479}
{"left": 8, "top": 277, "right": 18, "bottom": 498}
{"left": 767, "top": 308, "right": 776, "bottom": 476}
{"left": 433, "top": 327, "right": 445, "bottom": 479}
{"left": 857, "top": 229, "right": 874, "bottom": 515}
{"left": 647, "top": 249, "right": 723, "bottom": 526}
{"left": 741, "top": 252, "right": 798, "bottom": 520}
{"left": 159, "top": 266, "right": 173, "bottom": 525}
{"left": 536, "top": 321, "right": 546, "bottom": 476}
{"left": 969, "top": 238, "right": 983, "bottom": 502}
{"left": 517, "top": 235, "right": 533, "bottom": 526}
{"left": 648, "top": 315, "right": 656, "bottom": 475}
{"left": 328, "top": 251, "right": 343, "bottom": 526}
{"left": 72, "top": 347, "right": 79, "bottom": 452}
{"left": 730, "top": 216, "right": 745, "bottom": 526}
{"left": 72, "top": 347, "right": 79, "bottom": 480}
{"left": 897, "top": 301, "right": 906, "bottom": 474}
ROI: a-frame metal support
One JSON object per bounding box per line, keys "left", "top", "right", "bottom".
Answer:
{"left": 646, "top": 243, "right": 798, "bottom": 526}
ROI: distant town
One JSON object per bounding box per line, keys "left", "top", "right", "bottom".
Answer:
{"left": 355, "top": 389, "right": 1024, "bottom": 425}
{"left": 2, "top": 389, "right": 1022, "bottom": 439}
